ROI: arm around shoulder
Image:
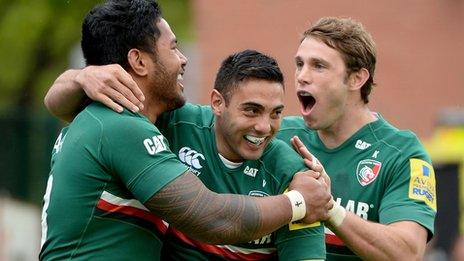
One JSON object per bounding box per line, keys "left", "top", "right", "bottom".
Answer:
{"left": 44, "top": 64, "right": 144, "bottom": 122}
{"left": 44, "top": 69, "right": 86, "bottom": 122}
{"left": 145, "top": 171, "right": 293, "bottom": 244}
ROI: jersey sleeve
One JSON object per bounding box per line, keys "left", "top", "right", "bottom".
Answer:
{"left": 156, "top": 103, "right": 211, "bottom": 141}
{"left": 100, "top": 114, "right": 188, "bottom": 203}
{"left": 378, "top": 138, "right": 436, "bottom": 238}
{"left": 276, "top": 116, "right": 308, "bottom": 145}
{"left": 262, "top": 140, "right": 326, "bottom": 260}
{"left": 266, "top": 140, "right": 308, "bottom": 194}
{"left": 275, "top": 222, "right": 326, "bottom": 260}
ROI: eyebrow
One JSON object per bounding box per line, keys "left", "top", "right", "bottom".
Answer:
{"left": 295, "top": 55, "right": 332, "bottom": 70}
{"left": 240, "top": 102, "right": 264, "bottom": 109}
{"left": 240, "top": 102, "right": 285, "bottom": 111}
{"left": 311, "top": 57, "right": 329, "bottom": 65}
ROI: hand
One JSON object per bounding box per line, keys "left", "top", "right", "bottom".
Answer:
{"left": 75, "top": 64, "right": 145, "bottom": 113}
{"left": 291, "top": 136, "right": 331, "bottom": 193}
{"left": 288, "top": 171, "right": 333, "bottom": 224}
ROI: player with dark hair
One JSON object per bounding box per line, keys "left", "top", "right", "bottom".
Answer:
{"left": 39, "top": 1, "right": 331, "bottom": 260}
{"left": 157, "top": 49, "right": 326, "bottom": 260}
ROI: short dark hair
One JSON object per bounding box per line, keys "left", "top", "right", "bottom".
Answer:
{"left": 81, "top": 0, "right": 162, "bottom": 68}
{"left": 214, "top": 50, "right": 284, "bottom": 104}
{"left": 303, "top": 17, "right": 377, "bottom": 103}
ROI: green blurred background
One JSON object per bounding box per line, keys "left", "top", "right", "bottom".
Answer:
{"left": 0, "top": 0, "right": 192, "bottom": 205}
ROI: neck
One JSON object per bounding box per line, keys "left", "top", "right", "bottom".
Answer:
{"left": 140, "top": 101, "right": 163, "bottom": 123}
{"left": 218, "top": 153, "right": 243, "bottom": 168}
{"left": 214, "top": 122, "right": 242, "bottom": 163}
{"left": 318, "top": 102, "right": 377, "bottom": 149}
{"left": 136, "top": 80, "right": 166, "bottom": 123}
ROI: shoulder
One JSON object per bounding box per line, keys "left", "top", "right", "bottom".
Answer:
{"left": 278, "top": 116, "right": 315, "bottom": 144}
{"left": 372, "top": 118, "right": 430, "bottom": 161}
{"left": 281, "top": 116, "right": 307, "bottom": 129}
{"left": 158, "top": 102, "right": 214, "bottom": 128}
{"left": 264, "top": 138, "right": 298, "bottom": 157}
{"left": 260, "top": 139, "right": 307, "bottom": 179}
{"left": 81, "top": 102, "right": 162, "bottom": 138}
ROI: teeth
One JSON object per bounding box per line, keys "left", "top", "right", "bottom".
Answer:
{"left": 177, "top": 74, "right": 183, "bottom": 80}
{"left": 299, "top": 92, "right": 312, "bottom": 97}
{"left": 244, "top": 135, "right": 266, "bottom": 145}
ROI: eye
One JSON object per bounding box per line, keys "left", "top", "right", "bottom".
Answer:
{"left": 271, "top": 110, "right": 283, "bottom": 119}
{"left": 171, "top": 40, "right": 180, "bottom": 51}
{"left": 314, "top": 62, "right": 325, "bottom": 69}
{"left": 244, "top": 107, "right": 259, "bottom": 116}
{"left": 295, "top": 60, "right": 304, "bottom": 69}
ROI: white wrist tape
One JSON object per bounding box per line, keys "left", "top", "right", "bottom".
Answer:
{"left": 284, "top": 190, "right": 306, "bottom": 222}
{"left": 328, "top": 200, "right": 346, "bottom": 227}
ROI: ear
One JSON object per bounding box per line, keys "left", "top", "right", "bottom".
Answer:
{"left": 210, "top": 89, "right": 225, "bottom": 116}
{"left": 348, "top": 68, "right": 369, "bottom": 91}
{"left": 127, "top": 48, "right": 149, "bottom": 77}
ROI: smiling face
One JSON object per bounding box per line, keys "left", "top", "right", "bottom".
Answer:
{"left": 212, "top": 79, "right": 285, "bottom": 162}
{"left": 294, "top": 36, "right": 351, "bottom": 131}
{"left": 148, "top": 18, "right": 188, "bottom": 111}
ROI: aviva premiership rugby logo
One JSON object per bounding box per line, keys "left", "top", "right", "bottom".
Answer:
{"left": 356, "top": 159, "right": 382, "bottom": 186}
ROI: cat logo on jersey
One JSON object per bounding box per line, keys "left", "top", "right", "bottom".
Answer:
{"left": 355, "top": 139, "right": 371, "bottom": 150}
{"left": 356, "top": 159, "right": 382, "bottom": 186}
{"left": 243, "top": 166, "right": 258, "bottom": 177}
{"left": 143, "top": 135, "right": 167, "bottom": 155}
{"left": 409, "top": 158, "right": 437, "bottom": 211}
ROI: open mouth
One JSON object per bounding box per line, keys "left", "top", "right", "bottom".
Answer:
{"left": 177, "top": 71, "right": 183, "bottom": 80}
{"left": 244, "top": 135, "right": 266, "bottom": 146}
{"left": 177, "top": 72, "right": 184, "bottom": 89}
{"left": 297, "top": 90, "right": 316, "bottom": 113}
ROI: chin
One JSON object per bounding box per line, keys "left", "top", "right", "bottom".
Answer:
{"left": 242, "top": 150, "right": 264, "bottom": 161}
{"left": 177, "top": 97, "right": 186, "bottom": 107}
{"left": 303, "top": 116, "right": 318, "bottom": 129}
{"left": 244, "top": 155, "right": 261, "bottom": 161}
{"left": 165, "top": 97, "right": 186, "bottom": 112}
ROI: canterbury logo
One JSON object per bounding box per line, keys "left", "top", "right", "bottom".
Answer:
{"left": 178, "top": 147, "right": 205, "bottom": 169}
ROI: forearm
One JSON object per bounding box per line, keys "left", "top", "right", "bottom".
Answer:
{"left": 146, "top": 171, "right": 292, "bottom": 244}
{"left": 44, "top": 69, "right": 86, "bottom": 122}
{"left": 328, "top": 211, "right": 426, "bottom": 260}
{"left": 182, "top": 191, "right": 292, "bottom": 244}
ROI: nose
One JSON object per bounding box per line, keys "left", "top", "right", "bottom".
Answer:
{"left": 254, "top": 116, "right": 272, "bottom": 134}
{"left": 179, "top": 50, "right": 188, "bottom": 66}
{"left": 296, "top": 66, "right": 311, "bottom": 86}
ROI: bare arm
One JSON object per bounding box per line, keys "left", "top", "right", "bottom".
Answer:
{"left": 44, "top": 69, "right": 87, "bottom": 122}
{"left": 44, "top": 65, "right": 144, "bottom": 122}
{"left": 327, "top": 213, "right": 428, "bottom": 261}
{"left": 146, "top": 170, "right": 330, "bottom": 244}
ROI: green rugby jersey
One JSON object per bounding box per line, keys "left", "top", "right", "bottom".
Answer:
{"left": 156, "top": 103, "right": 326, "bottom": 261}
{"left": 277, "top": 115, "right": 436, "bottom": 261}
{"left": 40, "top": 102, "right": 188, "bottom": 261}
